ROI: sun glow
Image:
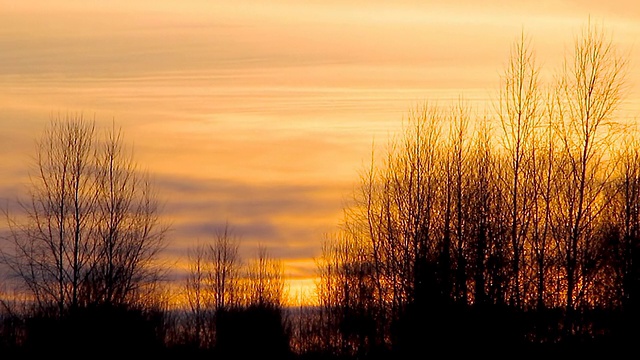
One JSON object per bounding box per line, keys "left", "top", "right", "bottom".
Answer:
{"left": 286, "top": 277, "right": 319, "bottom": 307}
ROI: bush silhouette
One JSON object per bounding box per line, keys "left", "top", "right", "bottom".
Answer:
{"left": 215, "top": 305, "right": 292, "bottom": 359}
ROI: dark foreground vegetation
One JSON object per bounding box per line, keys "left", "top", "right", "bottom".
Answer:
{"left": 1, "top": 20, "right": 640, "bottom": 359}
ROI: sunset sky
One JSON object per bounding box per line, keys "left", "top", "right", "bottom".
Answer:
{"left": 2, "top": 0, "right": 640, "bottom": 305}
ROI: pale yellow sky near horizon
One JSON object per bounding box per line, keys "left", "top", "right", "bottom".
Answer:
{"left": 2, "top": 0, "right": 640, "bottom": 305}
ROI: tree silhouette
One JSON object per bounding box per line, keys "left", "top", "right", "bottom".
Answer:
{"left": 181, "top": 231, "right": 292, "bottom": 359}
{"left": 0, "top": 115, "right": 169, "bottom": 355}
{"left": 498, "top": 31, "right": 542, "bottom": 309}
{"left": 551, "top": 21, "right": 626, "bottom": 336}
{"left": 311, "top": 20, "right": 636, "bottom": 357}
{"left": 182, "top": 222, "right": 241, "bottom": 350}
{"left": 216, "top": 245, "right": 291, "bottom": 359}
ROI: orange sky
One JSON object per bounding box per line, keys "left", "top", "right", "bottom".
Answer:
{"left": 2, "top": 0, "right": 640, "bottom": 305}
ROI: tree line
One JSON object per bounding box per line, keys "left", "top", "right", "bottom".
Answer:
{"left": 302, "top": 22, "right": 639, "bottom": 358}
{"left": 0, "top": 21, "right": 639, "bottom": 358}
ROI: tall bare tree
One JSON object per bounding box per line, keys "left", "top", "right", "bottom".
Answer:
{"left": 553, "top": 22, "right": 626, "bottom": 324}
{"left": 3, "top": 116, "right": 98, "bottom": 314}
{"left": 527, "top": 87, "right": 559, "bottom": 311}
{"left": 448, "top": 101, "right": 473, "bottom": 306}
{"left": 183, "top": 223, "right": 241, "bottom": 349}
{"left": 2, "top": 115, "right": 168, "bottom": 315}
{"left": 184, "top": 243, "right": 207, "bottom": 347}
{"left": 89, "top": 124, "right": 167, "bottom": 307}
{"left": 208, "top": 223, "right": 240, "bottom": 313}
{"left": 498, "top": 32, "right": 542, "bottom": 308}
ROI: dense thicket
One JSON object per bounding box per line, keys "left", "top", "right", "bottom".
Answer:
{"left": 305, "top": 23, "right": 640, "bottom": 358}
{"left": 172, "top": 226, "right": 292, "bottom": 359}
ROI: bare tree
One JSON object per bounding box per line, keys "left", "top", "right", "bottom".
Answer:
{"left": 89, "top": 124, "right": 168, "bottom": 307}
{"left": 184, "top": 243, "right": 208, "bottom": 347}
{"left": 527, "top": 87, "right": 559, "bottom": 312}
{"left": 208, "top": 222, "right": 240, "bottom": 313}
{"left": 497, "top": 31, "right": 542, "bottom": 308}
{"left": 606, "top": 135, "right": 640, "bottom": 310}
{"left": 182, "top": 223, "right": 241, "bottom": 349}
{"left": 468, "top": 119, "right": 508, "bottom": 307}
{"left": 2, "top": 116, "right": 98, "bottom": 315}
{"left": 2, "top": 115, "right": 168, "bottom": 316}
{"left": 552, "top": 22, "right": 626, "bottom": 325}
{"left": 315, "top": 228, "right": 376, "bottom": 358}
{"left": 448, "top": 101, "right": 473, "bottom": 306}
{"left": 244, "top": 245, "right": 285, "bottom": 309}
